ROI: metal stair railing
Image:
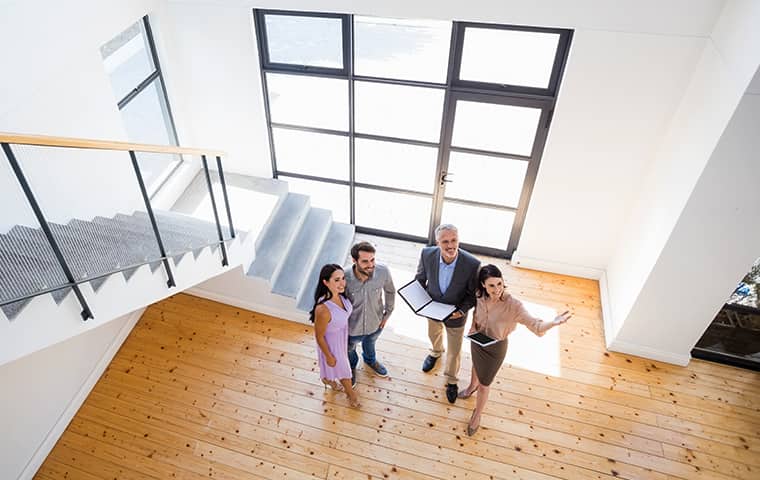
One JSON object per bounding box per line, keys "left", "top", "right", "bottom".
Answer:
{"left": 0, "top": 132, "right": 235, "bottom": 321}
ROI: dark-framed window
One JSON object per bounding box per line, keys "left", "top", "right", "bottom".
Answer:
{"left": 253, "top": 10, "right": 572, "bottom": 258}
{"left": 101, "top": 16, "right": 181, "bottom": 195}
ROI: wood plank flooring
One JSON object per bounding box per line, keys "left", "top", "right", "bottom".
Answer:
{"left": 34, "top": 238, "right": 760, "bottom": 479}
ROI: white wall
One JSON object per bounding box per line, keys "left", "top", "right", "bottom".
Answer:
{"left": 163, "top": 2, "right": 272, "bottom": 177}
{"left": 0, "top": 308, "right": 143, "bottom": 480}
{"left": 514, "top": 30, "right": 705, "bottom": 272}
{"left": 0, "top": 0, "right": 200, "bottom": 231}
{"left": 603, "top": 0, "right": 760, "bottom": 362}
{"left": 610, "top": 90, "right": 760, "bottom": 363}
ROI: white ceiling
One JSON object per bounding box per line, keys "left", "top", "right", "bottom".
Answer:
{"left": 171, "top": 0, "right": 727, "bottom": 37}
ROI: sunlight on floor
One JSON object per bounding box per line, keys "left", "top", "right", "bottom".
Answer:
{"left": 370, "top": 236, "right": 567, "bottom": 378}
{"left": 381, "top": 263, "right": 433, "bottom": 348}
{"left": 506, "top": 300, "right": 563, "bottom": 376}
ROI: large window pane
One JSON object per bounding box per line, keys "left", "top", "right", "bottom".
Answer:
{"left": 356, "top": 188, "right": 431, "bottom": 237}
{"left": 120, "top": 79, "right": 174, "bottom": 146}
{"left": 120, "top": 78, "right": 179, "bottom": 192}
{"left": 441, "top": 202, "right": 514, "bottom": 250}
{"left": 459, "top": 27, "right": 560, "bottom": 89}
{"left": 355, "top": 139, "right": 437, "bottom": 193}
{"left": 355, "top": 82, "right": 444, "bottom": 142}
{"left": 273, "top": 128, "right": 348, "bottom": 180}
{"left": 267, "top": 73, "right": 348, "bottom": 130}
{"left": 101, "top": 20, "right": 155, "bottom": 102}
{"left": 264, "top": 14, "right": 343, "bottom": 69}
{"left": 452, "top": 101, "right": 541, "bottom": 156}
{"left": 354, "top": 17, "right": 451, "bottom": 83}
{"left": 444, "top": 152, "right": 527, "bottom": 208}
{"left": 281, "top": 177, "right": 349, "bottom": 223}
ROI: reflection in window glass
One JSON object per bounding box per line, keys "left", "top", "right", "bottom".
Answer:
{"left": 452, "top": 101, "right": 541, "bottom": 156}
{"left": 356, "top": 188, "right": 431, "bottom": 237}
{"left": 355, "top": 81, "right": 444, "bottom": 142}
{"left": 354, "top": 16, "right": 451, "bottom": 83}
{"left": 355, "top": 139, "right": 437, "bottom": 193}
{"left": 267, "top": 73, "right": 348, "bottom": 131}
{"left": 441, "top": 202, "right": 515, "bottom": 250}
{"left": 101, "top": 21, "right": 155, "bottom": 102}
{"left": 444, "top": 152, "right": 527, "bottom": 208}
{"left": 281, "top": 177, "right": 350, "bottom": 223}
{"left": 273, "top": 128, "right": 348, "bottom": 180}
{"left": 265, "top": 15, "right": 343, "bottom": 69}
{"left": 460, "top": 28, "right": 559, "bottom": 88}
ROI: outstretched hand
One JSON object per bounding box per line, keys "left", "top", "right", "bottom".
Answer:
{"left": 552, "top": 310, "right": 572, "bottom": 327}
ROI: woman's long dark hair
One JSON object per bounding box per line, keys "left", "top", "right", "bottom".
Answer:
{"left": 308, "top": 263, "right": 346, "bottom": 323}
{"left": 476, "top": 264, "right": 504, "bottom": 298}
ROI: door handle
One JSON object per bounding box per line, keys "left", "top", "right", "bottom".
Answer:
{"left": 441, "top": 172, "right": 454, "bottom": 185}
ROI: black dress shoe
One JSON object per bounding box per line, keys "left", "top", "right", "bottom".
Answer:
{"left": 422, "top": 355, "right": 439, "bottom": 372}
{"left": 446, "top": 383, "right": 458, "bottom": 404}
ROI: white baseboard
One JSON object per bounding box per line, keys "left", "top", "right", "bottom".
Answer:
{"left": 187, "top": 287, "right": 310, "bottom": 325}
{"left": 606, "top": 338, "right": 691, "bottom": 366}
{"left": 598, "top": 270, "right": 617, "bottom": 347}
{"left": 20, "top": 308, "right": 145, "bottom": 480}
{"left": 510, "top": 253, "right": 604, "bottom": 280}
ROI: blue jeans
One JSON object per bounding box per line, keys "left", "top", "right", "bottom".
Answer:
{"left": 348, "top": 327, "right": 384, "bottom": 370}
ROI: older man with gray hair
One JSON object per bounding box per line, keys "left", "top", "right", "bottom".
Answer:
{"left": 415, "top": 224, "right": 480, "bottom": 403}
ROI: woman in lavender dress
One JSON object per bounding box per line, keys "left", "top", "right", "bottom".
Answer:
{"left": 309, "top": 264, "right": 360, "bottom": 408}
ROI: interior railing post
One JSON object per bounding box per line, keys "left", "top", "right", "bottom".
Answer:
{"left": 201, "top": 154, "right": 229, "bottom": 266}
{"left": 129, "top": 150, "right": 176, "bottom": 288}
{"left": 1, "top": 142, "right": 94, "bottom": 320}
{"left": 215, "top": 155, "right": 235, "bottom": 239}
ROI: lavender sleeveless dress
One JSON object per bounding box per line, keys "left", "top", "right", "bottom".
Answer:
{"left": 317, "top": 297, "right": 353, "bottom": 381}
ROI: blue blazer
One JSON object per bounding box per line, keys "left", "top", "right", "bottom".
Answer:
{"left": 414, "top": 246, "right": 480, "bottom": 328}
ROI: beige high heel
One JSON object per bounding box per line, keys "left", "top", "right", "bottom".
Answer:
{"left": 322, "top": 379, "right": 344, "bottom": 392}
{"left": 458, "top": 387, "right": 475, "bottom": 399}
{"left": 466, "top": 411, "right": 481, "bottom": 436}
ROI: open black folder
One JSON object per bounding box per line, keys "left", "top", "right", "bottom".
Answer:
{"left": 398, "top": 279, "right": 456, "bottom": 322}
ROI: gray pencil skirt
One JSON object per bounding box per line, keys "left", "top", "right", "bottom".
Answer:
{"left": 471, "top": 338, "right": 508, "bottom": 386}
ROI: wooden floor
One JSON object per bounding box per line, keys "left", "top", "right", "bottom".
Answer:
{"left": 34, "top": 241, "right": 760, "bottom": 479}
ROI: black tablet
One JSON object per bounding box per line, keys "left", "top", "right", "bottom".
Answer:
{"left": 466, "top": 331, "right": 498, "bottom": 347}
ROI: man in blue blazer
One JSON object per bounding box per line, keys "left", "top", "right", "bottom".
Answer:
{"left": 415, "top": 224, "right": 480, "bottom": 403}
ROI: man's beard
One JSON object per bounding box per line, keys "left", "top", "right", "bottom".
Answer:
{"left": 357, "top": 265, "right": 374, "bottom": 276}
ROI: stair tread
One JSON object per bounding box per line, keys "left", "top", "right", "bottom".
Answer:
{"left": 247, "top": 193, "right": 310, "bottom": 281}
{"left": 0, "top": 250, "right": 71, "bottom": 318}
{"left": 271, "top": 208, "right": 332, "bottom": 298}
{"left": 8, "top": 225, "right": 107, "bottom": 281}
{"left": 135, "top": 210, "right": 222, "bottom": 241}
{"left": 296, "top": 222, "right": 355, "bottom": 312}
{"left": 107, "top": 214, "right": 209, "bottom": 255}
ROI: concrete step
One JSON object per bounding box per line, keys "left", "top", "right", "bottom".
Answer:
{"left": 247, "top": 193, "right": 310, "bottom": 282}
{"left": 271, "top": 208, "right": 332, "bottom": 298}
{"left": 296, "top": 222, "right": 355, "bottom": 312}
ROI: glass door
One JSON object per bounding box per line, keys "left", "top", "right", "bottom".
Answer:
{"left": 432, "top": 93, "right": 552, "bottom": 256}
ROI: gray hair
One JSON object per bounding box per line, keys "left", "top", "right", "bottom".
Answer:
{"left": 434, "top": 223, "right": 458, "bottom": 241}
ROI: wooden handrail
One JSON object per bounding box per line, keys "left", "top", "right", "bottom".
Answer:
{"left": 0, "top": 132, "right": 225, "bottom": 157}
